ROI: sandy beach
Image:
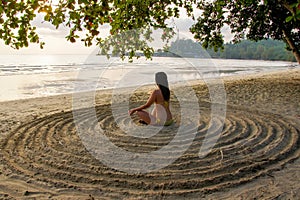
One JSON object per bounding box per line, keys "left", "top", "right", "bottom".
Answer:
{"left": 0, "top": 68, "right": 299, "bottom": 199}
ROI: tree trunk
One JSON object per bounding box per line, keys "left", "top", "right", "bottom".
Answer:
{"left": 282, "top": 29, "right": 300, "bottom": 64}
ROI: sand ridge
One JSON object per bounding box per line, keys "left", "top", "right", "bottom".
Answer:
{"left": 0, "top": 69, "right": 299, "bottom": 199}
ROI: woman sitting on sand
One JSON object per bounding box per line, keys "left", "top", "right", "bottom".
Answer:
{"left": 128, "top": 72, "right": 174, "bottom": 126}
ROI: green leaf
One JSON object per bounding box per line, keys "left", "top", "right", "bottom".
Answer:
{"left": 78, "top": 0, "right": 88, "bottom": 4}
{"left": 44, "top": 14, "right": 51, "bottom": 21}
{"left": 286, "top": 15, "right": 294, "bottom": 22}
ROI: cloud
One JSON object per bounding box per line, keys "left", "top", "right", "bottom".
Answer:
{"left": 173, "top": 18, "right": 195, "bottom": 39}
{"left": 221, "top": 25, "right": 234, "bottom": 43}
{"left": 173, "top": 16, "right": 234, "bottom": 43}
{"left": 31, "top": 14, "right": 70, "bottom": 37}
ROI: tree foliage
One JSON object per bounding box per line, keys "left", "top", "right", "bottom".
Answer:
{"left": 0, "top": 0, "right": 194, "bottom": 60}
{"left": 190, "top": 0, "right": 300, "bottom": 63}
{"left": 0, "top": 0, "right": 299, "bottom": 63}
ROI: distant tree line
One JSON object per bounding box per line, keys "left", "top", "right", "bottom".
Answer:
{"left": 207, "top": 39, "right": 296, "bottom": 62}
{"left": 167, "top": 39, "right": 296, "bottom": 62}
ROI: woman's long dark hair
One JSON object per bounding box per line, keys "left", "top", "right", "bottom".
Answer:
{"left": 155, "top": 72, "right": 170, "bottom": 101}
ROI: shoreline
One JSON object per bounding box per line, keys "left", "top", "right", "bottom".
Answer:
{"left": 0, "top": 67, "right": 297, "bottom": 104}
{"left": 0, "top": 68, "right": 299, "bottom": 199}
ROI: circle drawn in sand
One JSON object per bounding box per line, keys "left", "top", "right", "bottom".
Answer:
{"left": 72, "top": 28, "right": 226, "bottom": 173}
{"left": 1, "top": 104, "right": 300, "bottom": 198}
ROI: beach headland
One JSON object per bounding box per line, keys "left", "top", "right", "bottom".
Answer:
{"left": 0, "top": 68, "right": 299, "bottom": 199}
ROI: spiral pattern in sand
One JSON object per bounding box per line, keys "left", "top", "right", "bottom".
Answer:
{"left": 1, "top": 102, "right": 300, "bottom": 198}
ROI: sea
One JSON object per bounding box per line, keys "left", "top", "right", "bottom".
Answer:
{"left": 0, "top": 54, "right": 298, "bottom": 102}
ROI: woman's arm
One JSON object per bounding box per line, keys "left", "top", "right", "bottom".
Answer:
{"left": 128, "top": 90, "right": 157, "bottom": 115}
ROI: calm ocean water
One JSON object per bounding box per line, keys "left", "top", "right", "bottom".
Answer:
{"left": 0, "top": 54, "right": 297, "bottom": 102}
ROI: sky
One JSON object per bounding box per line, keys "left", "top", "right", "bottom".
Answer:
{"left": 0, "top": 6, "right": 233, "bottom": 55}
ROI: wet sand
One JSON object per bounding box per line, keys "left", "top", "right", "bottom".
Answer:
{"left": 0, "top": 68, "right": 299, "bottom": 199}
